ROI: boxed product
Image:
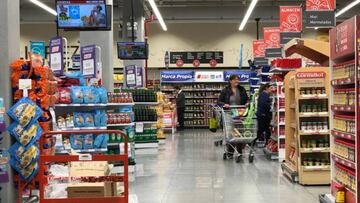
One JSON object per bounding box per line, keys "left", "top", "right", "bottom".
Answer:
{"left": 67, "top": 182, "right": 113, "bottom": 198}
{"left": 69, "top": 161, "right": 110, "bottom": 177}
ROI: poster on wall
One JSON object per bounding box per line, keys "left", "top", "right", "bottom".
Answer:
{"left": 125, "top": 65, "right": 137, "bottom": 87}
{"left": 194, "top": 71, "right": 224, "bottom": 82}
{"left": 252, "top": 40, "right": 269, "bottom": 66}
{"left": 329, "top": 17, "right": 355, "bottom": 60}
{"left": 81, "top": 45, "right": 97, "bottom": 78}
{"left": 279, "top": 6, "right": 302, "bottom": 44}
{"left": 160, "top": 71, "right": 194, "bottom": 83}
{"left": 263, "top": 27, "right": 282, "bottom": 58}
{"left": 49, "top": 37, "right": 64, "bottom": 76}
{"left": 224, "top": 71, "right": 252, "bottom": 82}
{"left": 30, "top": 41, "right": 46, "bottom": 59}
{"left": 305, "top": 0, "right": 335, "bottom": 27}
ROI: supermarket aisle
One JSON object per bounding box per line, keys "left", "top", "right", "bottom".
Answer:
{"left": 130, "top": 129, "right": 329, "bottom": 203}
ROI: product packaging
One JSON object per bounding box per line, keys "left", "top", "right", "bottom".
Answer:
{"left": 8, "top": 122, "right": 43, "bottom": 148}
{"left": 7, "top": 97, "right": 43, "bottom": 127}
{"left": 70, "top": 86, "right": 84, "bottom": 104}
{"left": 70, "top": 134, "right": 84, "bottom": 150}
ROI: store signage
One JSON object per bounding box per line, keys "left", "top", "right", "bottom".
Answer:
{"left": 254, "top": 57, "right": 269, "bottom": 66}
{"left": 136, "top": 67, "right": 144, "bottom": 87}
{"left": 176, "top": 59, "right": 184, "bottom": 67}
{"left": 72, "top": 54, "right": 81, "bottom": 69}
{"left": 80, "top": 45, "right": 97, "bottom": 78}
{"left": 170, "top": 51, "right": 223, "bottom": 64}
{"left": 160, "top": 71, "right": 194, "bottom": 82}
{"left": 329, "top": 17, "right": 356, "bottom": 60}
{"left": 49, "top": 37, "right": 64, "bottom": 76}
{"left": 194, "top": 71, "right": 224, "bottom": 82}
{"left": 30, "top": 41, "right": 46, "bottom": 59}
{"left": 296, "top": 72, "right": 326, "bottom": 88}
{"left": 280, "top": 6, "right": 302, "bottom": 44}
{"left": 192, "top": 59, "right": 200, "bottom": 67}
{"left": 305, "top": 0, "right": 335, "bottom": 28}
{"left": 264, "top": 27, "right": 281, "bottom": 48}
{"left": 125, "top": 65, "right": 137, "bottom": 87}
{"left": 265, "top": 48, "right": 282, "bottom": 58}
{"left": 252, "top": 40, "right": 266, "bottom": 58}
{"left": 224, "top": 71, "right": 252, "bottom": 82}
{"left": 209, "top": 59, "right": 217, "bottom": 67}
{"left": 164, "top": 51, "right": 170, "bottom": 68}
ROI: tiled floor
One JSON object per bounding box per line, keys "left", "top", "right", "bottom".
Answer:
{"left": 130, "top": 129, "right": 329, "bottom": 203}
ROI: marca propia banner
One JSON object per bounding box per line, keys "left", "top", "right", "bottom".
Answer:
{"left": 263, "top": 27, "right": 282, "bottom": 58}
{"left": 160, "top": 71, "right": 195, "bottom": 83}
{"left": 305, "top": 0, "right": 335, "bottom": 28}
{"left": 279, "top": 6, "right": 302, "bottom": 44}
{"left": 224, "top": 71, "right": 252, "bottom": 82}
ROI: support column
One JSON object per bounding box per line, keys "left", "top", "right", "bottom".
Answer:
{"left": 0, "top": 0, "right": 20, "bottom": 202}
{"left": 80, "top": 1, "right": 114, "bottom": 91}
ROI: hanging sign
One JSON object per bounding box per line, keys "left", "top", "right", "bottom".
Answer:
{"left": 296, "top": 72, "right": 326, "bottom": 88}
{"left": 170, "top": 51, "right": 223, "bottom": 64}
{"left": 176, "top": 59, "right": 184, "bottom": 67}
{"left": 224, "top": 71, "right": 252, "bottom": 82}
{"left": 125, "top": 65, "right": 137, "bottom": 87}
{"left": 160, "top": 71, "right": 194, "bottom": 83}
{"left": 49, "top": 37, "right": 64, "bottom": 76}
{"left": 192, "top": 59, "right": 201, "bottom": 67}
{"left": 30, "top": 41, "right": 46, "bottom": 59}
{"left": 305, "top": 0, "right": 335, "bottom": 28}
{"left": 280, "top": 6, "right": 302, "bottom": 44}
{"left": 264, "top": 27, "right": 282, "bottom": 57}
{"left": 80, "top": 45, "right": 97, "bottom": 78}
{"left": 329, "top": 17, "right": 356, "bottom": 60}
{"left": 194, "top": 71, "right": 224, "bottom": 82}
{"left": 253, "top": 40, "right": 266, "bottom": 58}
{"left": 209, "top": 59, "right": 217, "bottom": 67}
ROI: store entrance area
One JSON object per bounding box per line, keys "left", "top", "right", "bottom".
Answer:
{"left": 130, "top": 129, "right": 328, "bottom": 203}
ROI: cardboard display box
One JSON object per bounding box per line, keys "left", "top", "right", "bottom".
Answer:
{"left": 67, "top": 182, "right": 113, "bottom": 198}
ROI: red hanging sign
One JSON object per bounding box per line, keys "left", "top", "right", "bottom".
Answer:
{"left": 176, "top": 59, "right": 184, "bottom": 67}
{"left": 329, "top": 17, "right": 356, "bottom": 60}
{"left": 280, "top": 6, "right": 302, "bottom": 32}
{"left": 264, "top": 27, "right": 281, "bottom": 48}
{"left": 306, "top": 0, "right": 335, "bottom": 11}
{"left": 252, "top": 40, "right": 266, "bottom": 58}
{"left": 209, "top": 59, "right": 217, "bottom": 67}
{"left": 192, "top": 59, "right": 200, "bottom": 67}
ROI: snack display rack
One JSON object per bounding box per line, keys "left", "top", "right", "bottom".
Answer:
{"left": 38, "top": 129, "right": 128, "bottom": 203}
{"left": 320, "top": 16, "right": 360, "bottom": 203}
{"left": 282, "top": 67, "right": 331, "bottom": 185}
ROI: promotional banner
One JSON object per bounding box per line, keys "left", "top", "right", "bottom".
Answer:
{"left": 224, "top": 71, "right": 252, "bottom": 82}
{"left": 49, "top": 37, "right": 64, "bottom": 76}
{"left": 30, "top": 41, "right": 46, "bottom": 59}
{"left": 160, "top": 71, "right": 194, "bottom": 83}
{"left": 252, "top": 40, "right": 266, "bottom": 58}
{"left": 194, "top": 71, "right": 224, "bottom": 82}
{"left": 305, "top": 0, "right": 335, "bottom": 27}
{"left": 296, "top": 72, "right": 326, "bottom": 88}
{"left": 280, "top": 6, "right": 302, "bottom": 44}
{"left": 329, "top": 17, "right": 355, "bottom": 60}
{"left": 125, "top": 65, "right": 137, "bottom": 87}
{"left": 81, "top": 45, "right": 97, "bottom": 78}
{"left": 264, "top": 27, "right": 282, "bottom": 58}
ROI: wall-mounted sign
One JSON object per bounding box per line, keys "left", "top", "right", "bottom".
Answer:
{"left": 305, "top": 0, "right": 335, "bottom": 28}
{"left": 252, "top": 40, "right": 266, "bottom": 58}
{"left": 81, "top": 45, "right": 97, "bottom": 78}
{"left": 125, "top": 65, "right": 137, "bottom": 87}
{"left": 224, "top": 71, "right": 252, "bottom": 82}
{"left": 194, "top": 71, "right": 224, "bottom": 82}
{"left": 280, "top": 6, "right": 302, "bottom": 44}
{"left": 49, "top": 37, "right": 64, "bottom": 76}
{"left": 170, "top": 51, "right": 223, "bottom": 64}
{"left": 161, "top": 71, "right": 194, "bottom": 83}
{"left": 296, "top": 71, "right": 326, "bottom": 88}
{"left": 30, "top": 41, "right": 46, "bottom": 59}
{"left": 329, "top": 17, "right": 356, "bottom": 60}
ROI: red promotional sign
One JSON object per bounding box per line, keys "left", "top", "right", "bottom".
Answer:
{"left": 329, "top": 17, "right": 356, "bottom": 60}
{"left": 209, "top": 59, "right": 217, "bottom": 67}
{"left": 192, "top": 59, "right": 200, "bottom": 67}
{"left": 296, "top": 72, "right": 326, "bottom": 79}
{"left": 280, "top": 6, "right": 302, "bottom": 32}
{"left": 306, "top": 0, "right": 335, "bottom": 10}
{"left": 252, "top": 40, "right": 266, "bottom": 58}
{"left": 176, "top": 59, "right": 184, "bottom": 67}
{"left": 264, "top": 27, "right": 281, "bottom": 48}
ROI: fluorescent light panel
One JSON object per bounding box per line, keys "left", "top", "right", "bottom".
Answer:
{"left": 148, "top": 0, "right": 167, "bottom": 31}
{"left": 239, "top": 0, "right": 259, "bottom": 31}
{"left": 29, "top": 0, "right": 57, "bottom": 16}
{"left": 336, "top": 0, "right": 360, "bottom": 17}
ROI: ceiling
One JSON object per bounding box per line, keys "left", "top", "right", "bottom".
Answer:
{"left": 20, "top": 0, "right": 359, "bottom": 24}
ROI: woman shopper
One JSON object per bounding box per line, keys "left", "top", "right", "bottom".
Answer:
{"left": 256, "top": 83, "right": 272, "bottom": 145}
{"left": 218, "top": 75, "right": 249, "bottom": 157}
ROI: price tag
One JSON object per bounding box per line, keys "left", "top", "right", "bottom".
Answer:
{"left": 78, "top": 154, "right": 92, "bottom": 161}
{"left": 82, "top": 58, "right": 95, "bottom": 76}
{"left": 19, "top": 79, "right": 32, "bottom": 90}
{"left": 136, "top": 122, "right": 144, "bottom": 133}
{"left": 50, "top": 52, "right": 62, "bottom": 71}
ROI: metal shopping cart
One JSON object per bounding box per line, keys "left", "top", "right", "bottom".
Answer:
{"left": 208, "top": 104, "right": 224, "bottom": 146}
{"left": 222, "top": 105, "right": 257, "bottom": 163}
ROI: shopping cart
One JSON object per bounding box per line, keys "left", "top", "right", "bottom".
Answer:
{"left": 208, "top": 104, "right": 224, "bottom": 146}
{"left": 222, "top": 105, "right": 257, "bottom": 163}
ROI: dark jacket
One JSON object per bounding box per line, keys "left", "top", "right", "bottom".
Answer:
{"left": 218, "top": 85, "right": 249, "bottom": 105}
{"left": 256, "top": 91, "right": 272, "bottom": 119}
{"left": 176, "top": 91, "right": 186, "bottom": 108}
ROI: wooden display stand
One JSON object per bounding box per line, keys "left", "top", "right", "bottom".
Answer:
{"left": 282, "top": 67, "right": 331, "bottom": 185}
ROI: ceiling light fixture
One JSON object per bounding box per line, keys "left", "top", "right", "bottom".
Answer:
{"left": 148, "top": 0, "right": 167, "bottom": 31}
{"left": 335, "top": 0, "right": 360, "bottom": 17}
{"left": 29, "top": 0, "right": 57, "bottom": 16}
{"left": 314, "top": 27, "right": 319, "bottom": 30}
{"left": 239, "top": 0, "right": 259, "bottom": 31}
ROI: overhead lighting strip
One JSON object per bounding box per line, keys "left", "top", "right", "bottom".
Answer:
{"left": 148, "top": 0, "right": 167, "bottom": 31}
{"left": 239, "top": 0, "right": 259, "bottom": 31}
{"left": 336, "top": 0, "right": 360, "bottom": 17}
{"left": 29, "top": 0, "right": 57, "bottom": 16}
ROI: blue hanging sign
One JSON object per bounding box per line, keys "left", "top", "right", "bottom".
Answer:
{"left": 224, "top": 71, "right": 252, "bottom": 82}
{"left": 160, "top": 71, "right": 194, "bottom": 83}
{"left": 30, "top": 41, "right": 46, "bottom": 59}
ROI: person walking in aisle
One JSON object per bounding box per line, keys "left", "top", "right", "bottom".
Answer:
{"left": 175, "top": 86, "right": 185, "bottom": 131}
{"left": 256, "top": 83, "right": 272, "bottom": 145}
{"left": 218, "top": 75, "right": 249, "bottom": 156}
